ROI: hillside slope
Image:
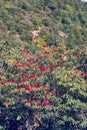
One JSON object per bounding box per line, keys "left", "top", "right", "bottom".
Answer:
{"left": 0, "top": 0, "right": 87, "bottom": 130}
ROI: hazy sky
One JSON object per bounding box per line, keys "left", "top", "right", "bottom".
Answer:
{"left": 82, "top": 0, "right": 87, "bottom": 2}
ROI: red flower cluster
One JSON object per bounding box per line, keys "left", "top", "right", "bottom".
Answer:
{"left": 81, "top": 71, "right": 87, "bottom": 77}
{"left": 53, "top": 49, "right": 59, "bottom": 53}
{"left": 27, "top": 99, "right": 33, "bottom": 104}
{"left": 21, "top": 49, "right": 30, "bottom": 54}
{"left": 25, "top": 86, "right": 31, "bottom": 91}
{"left": 51, "top": 93, "right": 56, "bottom": 96}
{"left": 18, "top": 73, "right": 22, "bottom": 77}
{"left": 50, "top": 65, "right": 55, "bottom": 70}
{"left": 19, "top": 79, "right": 25, "bottom": 83}
{"left": 0, "top": 81, "right": 5, "bottom": 85}
{"left": 23, "top": 74, "right": 36, "bottom": 79}
{"left": 43, "top": 51, "right": 51, "bottom": 55}
{"left": 44, "top": 97, "right": 49, "bottom": 101}
{"left": 17, "top": 63, "right": 23, "bottom": 68}
{"left": 29, "top": 74, "right": 36, "bottom": 79}
{"left": 60, "top": 56, "right": 67, "bottom": 61}
{"left": 66, "top": 47, "right": 70, "bottom": 51}
{"left": 23, "top": 74, "right": 29, "bottom": 78}
{"left": 46, "top": 90, "right": 51, "bottom": 95}
{"left": 0, "top": 80, "right": 17, "bottom": 85}
{"left": 12, "top": 80, "right": 17, "bottom": 83}
{"left": 27, "top": 59, "right": 33, "bottom": 63}
{"left": 39, "top": 66, "right": 46, "bottom": 72}
{"left": 35, "top": 41, "right": 39, "bottom": 45}
{"left": 81, "top": 71, "right": 85, "bottom": 76}
{"left": 33, "top": 83, "right": 41, "bottom": 89}
{"left": 42, "top": 101, "right": 51, "bottom": 107}
{"left": 34, "top": 120, "right": 40, "bottom": 125}
{"left": 42, "top": 44, "right": 48, "bottom": 48}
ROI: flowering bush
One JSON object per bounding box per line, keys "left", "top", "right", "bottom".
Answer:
{"left": 0, "top": 36, "right": 87, "bottom": 130}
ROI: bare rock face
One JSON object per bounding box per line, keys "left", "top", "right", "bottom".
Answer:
{"left": 58, "top": 31, "right": 67, "bottom": 37}
{"left": 31, "top": 29, "right": 40, "bottom": 39}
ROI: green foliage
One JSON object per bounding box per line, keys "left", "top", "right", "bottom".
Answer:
{"left": 62, "top": 17, "right": 71, "bottom": 24}
{"left": 42, "top": 17, "right": 51, "bottom": 26}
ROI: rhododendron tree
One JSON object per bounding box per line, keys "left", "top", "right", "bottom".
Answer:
{"left": 0, "top": 37, "right": 87, "bottom": 130}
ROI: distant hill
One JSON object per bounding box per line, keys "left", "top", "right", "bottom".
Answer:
{"left": 0, "top": 0, "right": 87, "bottom": 46}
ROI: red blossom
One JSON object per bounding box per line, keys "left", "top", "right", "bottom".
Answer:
{"left": 29, "top": 74, "right": 36, "bottom": 79}
{"left": 43, "top": 51, "right": 51, "bottom": 55}
{"left": 25, "top": 86, "right": 31, "bottom": 91}
{"left": 27, "top": 59, "right": 33, "bottom": 63}
{"left": 51, "top": 93, "right": 56, "bottom": 96}
{"left": 81, "top": 71, "right": 85, "bottom": 76}
{"left": 19, "top": 79, "right": 25, "bottom": 83}
{"left": 60, "top": 56, "right": 67, "bottom": 61}
{"left": 33, "top": 37, "right": 36, "bottom": 41}
{"left": 42, "top": 102, "right": 51, "bottom": 107}
{"left": 60, "top": 58, "right": 64, "bottom": 61}
{"left": 0, "top": 81, "right": 5, "bottom": 85}
{"left": 46, "top": 90, "right": 51, "bottom": 95}
{"left": 26, "top": 49, "right": 30, "bottom": 53}
{"left": 42, "top": 44, "right": 48, "bottom": 48}
{"left": 21, "top": 49, "right": 26, "bottom": 53}
{"left": 34, "top": 120, "right": 40, "bottom": 124}
{"left": 35, "top": 41, "right": 39, "bottom": 44}
{"left": 12, "top": 80, "right": 17, "bottom": 83}
{"left": 18, "top": 73, "right": 22, "bottom": 77}
{"left": 53, "top": 49, "right": 59, "bottom": 53}
{"left": 33, "top": 83, "right": 41, "bottom": 88}
{"left": 66, "top": 47, "right": 70, "bottom": 50}
{"left": 39, "top": 66, "right": 46, "bottom": 72}
{"left": 50, "top": 65, "right": 55, "bottom": 70}
{"left": 17, "top": 63, "right": 23, "bottom": 67}
{"left": 21, "top": 49, "right": 30, "bottom": 53}
{"left": 44, "top": 97, "right": 49, "bottom": 101}
{"left": 27, "top": 99, "right": 32, "bottom": 104}
{"left": 23, "top": 74, "right": 29, "bottom": 79}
